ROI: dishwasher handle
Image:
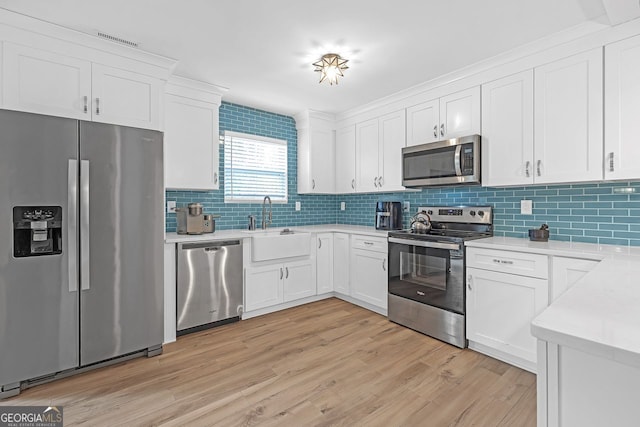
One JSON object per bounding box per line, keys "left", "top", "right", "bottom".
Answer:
{"left": 181, "top": 240, "right": 241, "bottom": 251}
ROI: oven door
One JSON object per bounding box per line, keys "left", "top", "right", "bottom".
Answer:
{"left": 388, "top": 237, "right": 465, "bottom": 314}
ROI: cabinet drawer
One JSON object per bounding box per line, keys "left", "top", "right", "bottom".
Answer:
{"left": 466, "top": 247, "right": 548, "bottom": 279}
{"left": 351, "top": 235, "right": 387, "bottom": 253}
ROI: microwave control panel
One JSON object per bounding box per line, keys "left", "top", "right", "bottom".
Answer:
{"left": 461, "top": 145, "right": 474, "bottom": 175}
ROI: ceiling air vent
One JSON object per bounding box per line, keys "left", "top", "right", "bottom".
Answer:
{"left": 96, "top": 31, "right": 138, "bottom": 48}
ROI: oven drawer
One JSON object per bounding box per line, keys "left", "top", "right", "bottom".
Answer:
{"left": 466, "top": 247, "right": 548, "bottom": 279}
{"left": 351, "top": 235, "right": 387, "bottom": 253}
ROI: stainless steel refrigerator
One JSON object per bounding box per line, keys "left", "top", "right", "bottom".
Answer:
{"left": 0, "top": 109, "right": 163, "bottom": 397}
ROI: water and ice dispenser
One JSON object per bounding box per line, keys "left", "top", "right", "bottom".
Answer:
{"left": 13, "top": 206, "right": 62, "bottom": 257}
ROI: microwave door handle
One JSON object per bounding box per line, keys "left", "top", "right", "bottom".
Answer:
{"left": 454, "top": 145, "right": 462, "bottom": 176}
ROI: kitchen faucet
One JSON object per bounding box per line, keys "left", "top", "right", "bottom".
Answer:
{"left": 262, "top": 196, "right": 272, "bottom": 229}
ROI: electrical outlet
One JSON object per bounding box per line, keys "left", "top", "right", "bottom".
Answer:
{"left": 403, "top": 201, "right": 410, "bottom": 213}
{"left": 295, "top": 201, "right": 301, "bottom": 211}
{"left": 521, "top": 199, "right": 533, "bottom": 215}
{"left": 340, "top": 202, "right": 346, "bottom": 211}
{"left": 167, "top": 200, "right": 176, "bottom": 213}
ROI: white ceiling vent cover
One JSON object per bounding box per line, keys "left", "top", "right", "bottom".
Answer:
{"left": 96, "top": 31, "right": 139, "bottom": 48}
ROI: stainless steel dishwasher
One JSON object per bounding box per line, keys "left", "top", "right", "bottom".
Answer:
{"left": 176, "top": 240, "right": 243, "bottom": 335}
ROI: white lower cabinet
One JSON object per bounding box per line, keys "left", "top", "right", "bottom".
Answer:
{"left": 245, "top": 259, "right": 315, "bottom": 312}
{"left": 316, "top": 233, "right": 334, "bottom": 294}
{"left": 466, "top": 247, "right": 549, "bottom": 372}
{"left": 350, "top": 236, "right": 388, "bottom": 310}
{"left": 333, "top": 233, "right": 350, "bottom": 295}
{"left": 244, "top": 264, "right": 283, "bottom": 312}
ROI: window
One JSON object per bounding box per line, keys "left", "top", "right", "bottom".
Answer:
{"left": 223, "top": 131, "right": 288, "bottom": 203}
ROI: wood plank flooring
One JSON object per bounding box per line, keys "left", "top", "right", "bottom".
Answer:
{"left": 1, "top": 298, "right": 536, "bottom": 426}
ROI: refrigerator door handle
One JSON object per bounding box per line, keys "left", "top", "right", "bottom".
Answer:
{"left": 80, "top": 160, "right": 90, "bottom": 291}
{"left": 68, "top": 159, "right": 78, "bottom": 293}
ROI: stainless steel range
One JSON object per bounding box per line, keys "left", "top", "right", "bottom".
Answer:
{"left": 387, "top": 206, "right": 493, "bottom": 348}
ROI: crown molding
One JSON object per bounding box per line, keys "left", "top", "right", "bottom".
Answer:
{"left": 166, "top": 75, "right": 228, "bottom": 105}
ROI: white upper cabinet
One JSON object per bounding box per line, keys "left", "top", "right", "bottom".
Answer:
{"left": 604, "top": 34, "right": 640, "bottom": 181}
{"left": 355, "top": 117, "right": 380, "bottom": 193}
{"left": 355, "top": 110, "right": 406, "bottom": 193}
{"left": 335, "top": 125, "right": 356, "bottom": 193}
{"left": 481, "top": 70, "right": 535, "bottom": 186}
{"left": 91, "top": 64, "right": 162, "bottom": 130}
{"left": 406, "top": 86, "right": 480, "bottom": 147}
{"left": 2, "top": 42, "right": 166, "bottom": 130}
{"left": 164, "top": 77, "right": 224, "bottom": 190}
{"left": 534, "top": 48, "right": 603, "bottom": 184}
{"left": 296, "top": 111, "right": 335, "bottom": 194}
{"left": 3, "top": 42, "right": 92, "bottom": 120}
{"left": 406, "top": 99, "right": 439, "bottom": 145}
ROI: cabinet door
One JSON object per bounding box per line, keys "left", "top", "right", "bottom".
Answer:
{"left": 355, "top": 118, "right": 380, "bottom": 192}
{"left": 316, "top": 234, "right": 334, "bottom": 294}
{"left": 335, "top": 125, "right": 356, "bottom": 193}
{"left": 439, "top": 86, "right": 481, "bottom": 139}
{"left": 406, "top": 99, "right": 439, "bottom": 146}
{"left": 605, "top": 34, "right": 640, "bottom": 180}
{"left": 350, "top": 248, "right": 388, "bottom": 309}
{"left": 378, "top": 110, "right": 406, "bottom": 192}
{"left": 551, "top": 257, "right": 599, "bottom": 302}
{"left": 534, "top": 48, "right": 603, "bottom": 184}
{"left": 466, "top": 267, "right": 548, "bottom": 364}
{"left": 3, "top": 42, "right": 91, "bottom": 119}
{"left": 164, "top": 94, "right": 219, "bottom": 190}
{"left": 245, "top": 264, "right": 283, "bottom": 311}
{"left": 283, "top": 260, "right": 316, "bottom": 302}
{"left": 310, "top": 128, "right": 335, "bottom": 193}
{"left": 91, "top": 63, "right": 162, "bottom": 130}
{"left": 481, "top": 71, "right": 534, "bottom": 186}
{"left": 333, "top": 233, "right": 350, "bottom": 295}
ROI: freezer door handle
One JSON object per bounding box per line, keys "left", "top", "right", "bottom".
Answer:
{"left": 68, "top": 159, "right": 78, "bottom": 292}
{"left": 80, "top": 159, "right": 90, "bottom": 291}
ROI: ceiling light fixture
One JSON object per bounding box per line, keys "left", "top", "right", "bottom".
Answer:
{"left": 313, "top": 53, "right": 349, "bottom": 85}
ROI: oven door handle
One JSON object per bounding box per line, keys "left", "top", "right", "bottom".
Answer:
{"left": 388, "top": 237, "right": 461, "bottom": 251}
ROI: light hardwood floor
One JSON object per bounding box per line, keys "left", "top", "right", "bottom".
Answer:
{"left": 2, "top": 298, "right": 536, "bottom": 426}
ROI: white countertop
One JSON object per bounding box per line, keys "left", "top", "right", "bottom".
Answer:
{"left": 466, "top": 236, "right": 640, "bottom": 368}
{"left": 165, "top": 224, "right": 388, "bottom": 243}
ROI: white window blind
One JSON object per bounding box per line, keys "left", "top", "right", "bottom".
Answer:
{"left": 224, "top": 131, "right": 288, "bottom": 203}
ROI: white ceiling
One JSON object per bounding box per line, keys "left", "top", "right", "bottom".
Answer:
{"left": 0, "top": 1, "right": 618, "bottom": 116}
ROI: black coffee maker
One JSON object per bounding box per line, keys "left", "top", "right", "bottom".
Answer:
{"left": 375, "top": 201, "right": 402, "bottom": 230}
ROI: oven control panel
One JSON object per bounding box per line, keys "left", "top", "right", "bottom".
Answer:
{"left": 418, "top": 206, "right": 492, "bottom": 224}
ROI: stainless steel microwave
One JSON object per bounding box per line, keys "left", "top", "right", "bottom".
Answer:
{"left": 402, "top": 135, "right": 481, "bottom": 187}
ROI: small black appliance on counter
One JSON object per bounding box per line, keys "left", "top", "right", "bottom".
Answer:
{"left": 375, "top": 201, "right": 403, "bottom": 230}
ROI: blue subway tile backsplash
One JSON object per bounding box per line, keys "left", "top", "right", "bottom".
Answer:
{"left": 166, "top": 102, "right": 640, "bottom": 247}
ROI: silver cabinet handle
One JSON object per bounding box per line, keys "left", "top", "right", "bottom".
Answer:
{"left": 525, "top": 161, "right": 531, "bottom": 178}
{"left": 433, "top": 125, "right": 437, "bottom": 138}
{"left": 68, "top": 159, "right": 78, "bottom": 292}
{"left": 492, "top": 258, "right": 514, "bottom": 265}
{"left": 440, "top": 123, "right": 445, "bottom": 136}
{"left": 351, "top": 179, "right": 355, "bottom": 190}
{"left": 80, "top": 160, "right": 91, "bottom": 291}
{"left": 536, "top": 160, "right": 541, "bottom": 177}
{"left": 285, "top": 267, "right": 289, "bottom": 279}
{"left": 312, "top": 179, "right": 316, "bottom": 189}
{"left": 95, "top": 97, "right": 100, "bottom": 115}
{"left": 364, "top": 241, "right": 374, "bottom": 246}
{"left": 280, "top": 268, "right": 283, "bottom": 280}
{"left": 467, "top": 275, "right": 473, "bottom": 291}
{"left": 374, "top": 177, "right": 378, "bottom": 188}
{"left": 214, "top": 172, "right": 218, "bottom": 184}
{"left": 83, "top": 96, "right": 88, "bottom": 114}
{"left": 318, "top": 239, "right": 322, "bottom": 249}
{"left": 609, "top": 152, "right": 614, "bottom": 172}
{"left": 378, "top": 176, "right": 383, "bottom": 187}
{"left": 382, "top": 258, "right": 386, "bottom": 271}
